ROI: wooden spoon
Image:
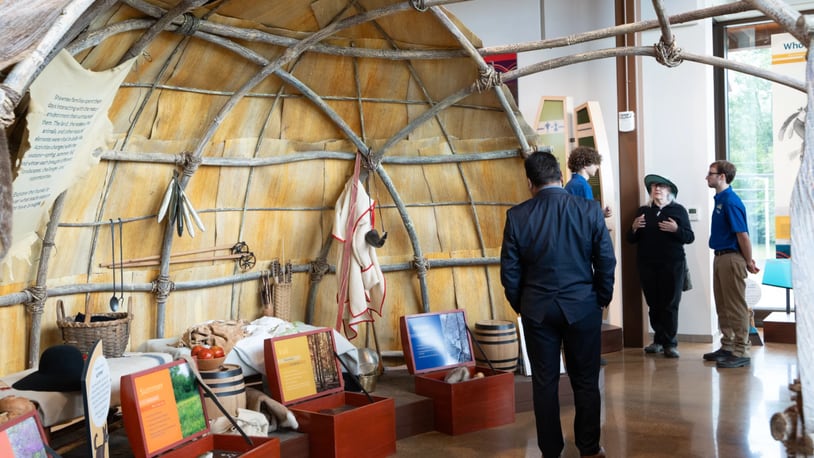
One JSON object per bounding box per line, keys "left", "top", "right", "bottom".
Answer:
{"left": 118, "top": 218, "right": 125, "bottom": 306}
{"left": 109, "top": 219, "right": 119, "bottom": 312}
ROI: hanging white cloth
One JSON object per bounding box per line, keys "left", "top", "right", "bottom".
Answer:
{"left": 332, "top": 177, "right": 386, "bottom": 339}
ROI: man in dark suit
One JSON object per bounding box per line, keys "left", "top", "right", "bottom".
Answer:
{"left": 501, "top": 151, "right": 616, "bottom": 458}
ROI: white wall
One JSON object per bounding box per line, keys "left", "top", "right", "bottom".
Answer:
{"left": 447, "top": 0, "right": 720, "bottom": 340}
{"left": 639, "top": 2, "right": 717, "bottom": 340}
{"left": 444, "top": 0, "right": 539, "bottom": 46}
{"left": 448, "top": 0, "right": 624, "bottom": 329}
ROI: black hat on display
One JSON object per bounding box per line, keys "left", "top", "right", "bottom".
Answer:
{"left": 12, "top": 345, "right": 84, "bottom": 392}
{"left": 644, "top": 174, "right": 678, "bottom": 197}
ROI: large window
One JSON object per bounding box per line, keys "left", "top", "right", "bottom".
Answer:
{"left": 722, "top": 21, "right": 778, "bottom": 259}
{"left": 719, "top": 19, "right": 803, "bottom": 309}
{"left": 721, "top": 20, "right": 807, "bottom": 256}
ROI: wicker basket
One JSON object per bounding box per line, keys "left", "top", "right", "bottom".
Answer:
{"left": 56, "top": 300, "right": 132, "bottom": 358}
{"left": 261, "top": 259, "right": 292, "bottom": 321}
{"left": 273, "top": 282, "right": 291, "bottom": 322}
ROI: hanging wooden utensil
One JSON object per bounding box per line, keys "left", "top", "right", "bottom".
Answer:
{"left": 108, "top": 219, "right": 119, "bottom": 313}
{"left": 175, "top": 178, "right": 184, "bottom": 237}
{"left": 157, "top": 173, "right": 176, "bottom": 223}
{"left": 181, "top": 188, "right": 206, "bottom": 233}
{"left": 118, "top": 218, "right": 125, "bottom": 305}
{"left": 261, "top": 271, "right": 272, "bottom": 316}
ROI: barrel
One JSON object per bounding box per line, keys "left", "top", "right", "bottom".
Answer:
{"left": 472, "top": 320, "right": 519, "bottom": 372}
{"left": 200, "top": 364, "right": 246, "bottom": 420}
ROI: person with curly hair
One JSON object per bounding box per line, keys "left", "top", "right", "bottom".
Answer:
{"left": 565, "top": 146, "right": 612, "bottom": 218}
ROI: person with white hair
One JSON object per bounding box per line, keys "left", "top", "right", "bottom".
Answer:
{"left": 627, "top": 174, "right": 695, "bottom": 358}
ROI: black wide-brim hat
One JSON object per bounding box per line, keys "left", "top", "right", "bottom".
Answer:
{"left": 644, "top": 174, "right": 678, "bottom": 197}
{"left": 12, "top": 344, "right": 84, "bottom": 392}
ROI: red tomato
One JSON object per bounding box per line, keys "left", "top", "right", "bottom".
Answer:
{"left": 197, "top": 348, "right": 214, "bottom": 359}
{"left": 211, "top": 345, "right": 225, "bottom": 358}
{"left": 191, "top": 345, "right": 205, "bottom": 356}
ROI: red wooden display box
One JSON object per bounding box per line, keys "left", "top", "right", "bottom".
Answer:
{"left": 400, "top": 310, "right": 515, "bottom": 435}
{"left": 264, "top": 327, "right": 396, "bottom": 458}
{"left": 120, "top": 360, "right": 280, "bottom": 458}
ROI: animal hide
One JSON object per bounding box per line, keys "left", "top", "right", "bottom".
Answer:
{"left": 181, "top": 319, "right": 250, "bottom": 355}
{"left": 245, "top": 387, "right": 298, "bottom": 431}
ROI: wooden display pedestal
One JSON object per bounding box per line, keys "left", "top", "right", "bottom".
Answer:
{"left": 287, "top": 390, "right": 395, "bottom": 458}
{"left": 762, "top": 312, "right": 796, "bottom": 344}
{"left": 264, "top": 328, "right": 396, "bottom": 458}
{"left": 120, "top": 360, "right": 280, "bottom": 458}
{"left": 400, "top": 310, "right": 516, "bottom": 436}
{"left": 601, "top": 323, "right": 623, "bottom": 354}
{"left": 414, "top": 366, "right": 515, "bottom": 435}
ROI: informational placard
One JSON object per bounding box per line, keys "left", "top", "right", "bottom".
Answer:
{"left": 273, "top": 335, "right": 318, "bottom": 401}
{"left": 135, "top": 368, "right": 183, "bottom": 453}
{"left": 131, "top": 362, "right": 206, "bottom": 455}
{"left": 265, "top": 328, "right": 343, "bottom": 404}
{"left": 82, "top": 340, "right": 111, "bottom": 458}
{"left": 4, "top": 50, "right": 134, "bottom": 273}
{"left": 534, "top": 96, "right": 572, "bottom": 182}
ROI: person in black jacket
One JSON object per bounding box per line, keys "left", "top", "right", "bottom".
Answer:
{"left": 627, "top": 174, "right": 695, "bottom": 358}
{"left": 501, "top": 151, "right": 615, "bottom": 458}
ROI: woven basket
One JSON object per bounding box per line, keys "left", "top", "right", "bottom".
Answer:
{"left": 273, "top": 282, "right": 291, "bottom": 322}
{"left": 56, "top": 300, "right": 132, "bottom": 358}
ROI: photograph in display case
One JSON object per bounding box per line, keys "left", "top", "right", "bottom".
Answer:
{"left": 120, "top": 359, "right": 280, "bottom": 458}
{"left": 403, "top": 311, "right": 471, "bottom": 372}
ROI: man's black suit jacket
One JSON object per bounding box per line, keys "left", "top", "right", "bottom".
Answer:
{"left": 500, "top": 186, "right": 616, "bottom": 324}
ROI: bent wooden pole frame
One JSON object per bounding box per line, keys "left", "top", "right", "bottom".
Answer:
{"left": 374, "top": 164, "right": 431, "bottom": 313}
{"left": 117, "top": 0, "right": 210, "bottom": 65}
{"left": 25, "top": 191, "right": 67, "bottom": 368}
{"left": 651, "top": 0, "right": 675, "bottom": 47}
{"left": 430, "top": 6, "right": 531, "bottom": 156}
{"left": 744, "top": 0, "right": 808, "bottom": 47}
{"left": 2, "top": 0, "right": 96, "bottom": 95}
{"left": 0, "top": 255, "right": 501, "bottom": 309}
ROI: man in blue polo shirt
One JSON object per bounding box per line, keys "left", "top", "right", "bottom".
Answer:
{"left": 704, "top": 160, "right": 760, "bottom": 368}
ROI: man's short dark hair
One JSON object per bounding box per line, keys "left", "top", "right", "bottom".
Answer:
{"left": 525, "top": 151, "right": 562, "bottom": 188}
{"left": 567, "top": 146, "right": 602, "bottom": 173}
{"left": 711, "top": 160, "right": 737, "bottom": 184}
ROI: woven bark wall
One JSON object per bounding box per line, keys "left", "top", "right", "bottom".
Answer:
{"left": 0, "top": 0, "right": 539, "bottom": 374}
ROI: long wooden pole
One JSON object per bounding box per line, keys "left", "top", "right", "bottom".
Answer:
{"left": 104, "top": 253, "right": 251, "bottom": 269}
{"left": 430, "top": 6, "right": 531, "bottom": 156}
{"left": 26, "top": 191, "right": 67, "bottom": 368}
{"left": 0, "top": 256, "right": 502, "bottom": 308}
{"left": 2, "top": 0, "right": 97, "bottom": 94}
{"left": 70, "top": 2, "right": 753, "bottom": 62}
{"left": 99, "top": 243, "right": 244, "bottom": 267}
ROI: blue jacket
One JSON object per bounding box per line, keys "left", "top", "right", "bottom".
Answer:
{"left": 564, "top": 173, "right": 594, "bottom": 200}
{"left": 500, "top": 186, "right": 616, "bottom": 324}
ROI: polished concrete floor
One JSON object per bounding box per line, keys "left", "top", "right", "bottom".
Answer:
{"left": 394, "top": 339, "right": 798, "bottom": 458}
